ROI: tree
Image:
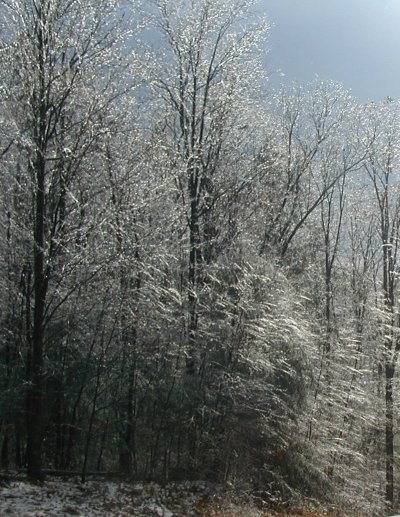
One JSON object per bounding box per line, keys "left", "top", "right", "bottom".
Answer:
{"left": 363, "top": 99, "right": 400, "bottom": 510}
{"left": 0, "top": 0, "right": 135, "bottom": 480}
{"left": 257, "top": 81, "right": 364, "bottom": 259}
{"left": 146, "top": 0, "right": 268, "bottom": 370}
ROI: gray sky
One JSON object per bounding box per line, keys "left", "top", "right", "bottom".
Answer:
{"left": 260, "top": 0, "right": 400, "bottom": 101}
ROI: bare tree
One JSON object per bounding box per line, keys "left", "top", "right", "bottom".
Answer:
{"left": 0, "top": 0, "right": 135, "bottom": 480}
{"left": 363, "top": 99, "right": 400, "bottom": 510}
{"left": 257, "top": 81, "right": 364, "bottom": 259}
{"left": 147, "top": 0, "right": 268, "bottom": 370}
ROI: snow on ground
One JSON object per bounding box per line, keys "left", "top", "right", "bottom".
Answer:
{"left": 0, "top": 477, "right": 214, "bottom": 516}
{"left": 0, "top": 477, "right": 357, "bottom": 516}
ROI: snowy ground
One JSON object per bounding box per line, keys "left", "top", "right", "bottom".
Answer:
{"left": 0, "top": 476, "right": 355, "bottom": 516}
{"left": 0, "top": 478, "right": 215, "bottom": 516}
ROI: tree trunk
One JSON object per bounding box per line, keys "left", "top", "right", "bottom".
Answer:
{"left": 26, "top": 18, "right": 48, "bottom": 474}
{"left": 26, "top": 148, "right": 46, "bottom": 481}
{"left": 1, "top": 435, "right": 9, "bottom": 469}
{"left": 119, "top": 366, "right": 136, "bottom": 476}
{"left": 385, "top": 361, "right": 395, "bottom": 510}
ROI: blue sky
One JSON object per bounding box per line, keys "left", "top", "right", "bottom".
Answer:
{"left": 260, "top": 0, "right": 400, "bottom": 101}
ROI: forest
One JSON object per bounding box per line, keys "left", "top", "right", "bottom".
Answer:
{"left": 1, "top": 0, "right": 400, "bottom": 515}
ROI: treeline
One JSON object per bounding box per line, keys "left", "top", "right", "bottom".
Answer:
{"left": 0, "top": 0, "right": 399, "bottom": 514}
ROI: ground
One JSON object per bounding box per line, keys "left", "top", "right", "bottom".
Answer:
{"left": 0, "top": 477, "right": 354, "bottom": 516}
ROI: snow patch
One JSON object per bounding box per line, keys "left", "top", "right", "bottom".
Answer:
{"left": 0, "top": 477, "right": 214, "bottom": 516}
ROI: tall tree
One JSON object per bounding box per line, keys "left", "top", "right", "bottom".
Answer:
{"left": 257, "top": 81, "right": 363, "bottom": 259}
{"left": 147, "top": 0, "right": 268, "bottom": 370}
{"left": 363, "top": 99, "right": 400, "bottom": 510}
{"left": 0, "top": 0, "right": 135, "bottom": 480}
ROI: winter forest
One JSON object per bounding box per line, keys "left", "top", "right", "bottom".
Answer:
{"left": 1, "top": 0, "right": 400, "bottom": 515}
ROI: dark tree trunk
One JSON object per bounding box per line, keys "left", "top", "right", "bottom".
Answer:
{"left": 385, "top": 361, "right": 395, "bottom": 510}
{"left": 119, "top": 366, "right": 137, "bottom": 476}
{"left": 187, "top": 171, "right": 201, "bottom": 375}
{"left": 1, "top": 435, "right": 9, "bottom": 468}
{"left": 26, "top": 9, "right": 48, "bottom": 478}
{"left": 26, "top": 148, "right": 46, "bottom": 481}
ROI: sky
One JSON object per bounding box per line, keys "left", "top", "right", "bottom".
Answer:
{"left": 260, "top": 0, "right": 400, "bottom": 101}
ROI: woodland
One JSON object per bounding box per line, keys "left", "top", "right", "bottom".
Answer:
{"left": 1, "top": 0, "right": 400, "bottom": 515}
